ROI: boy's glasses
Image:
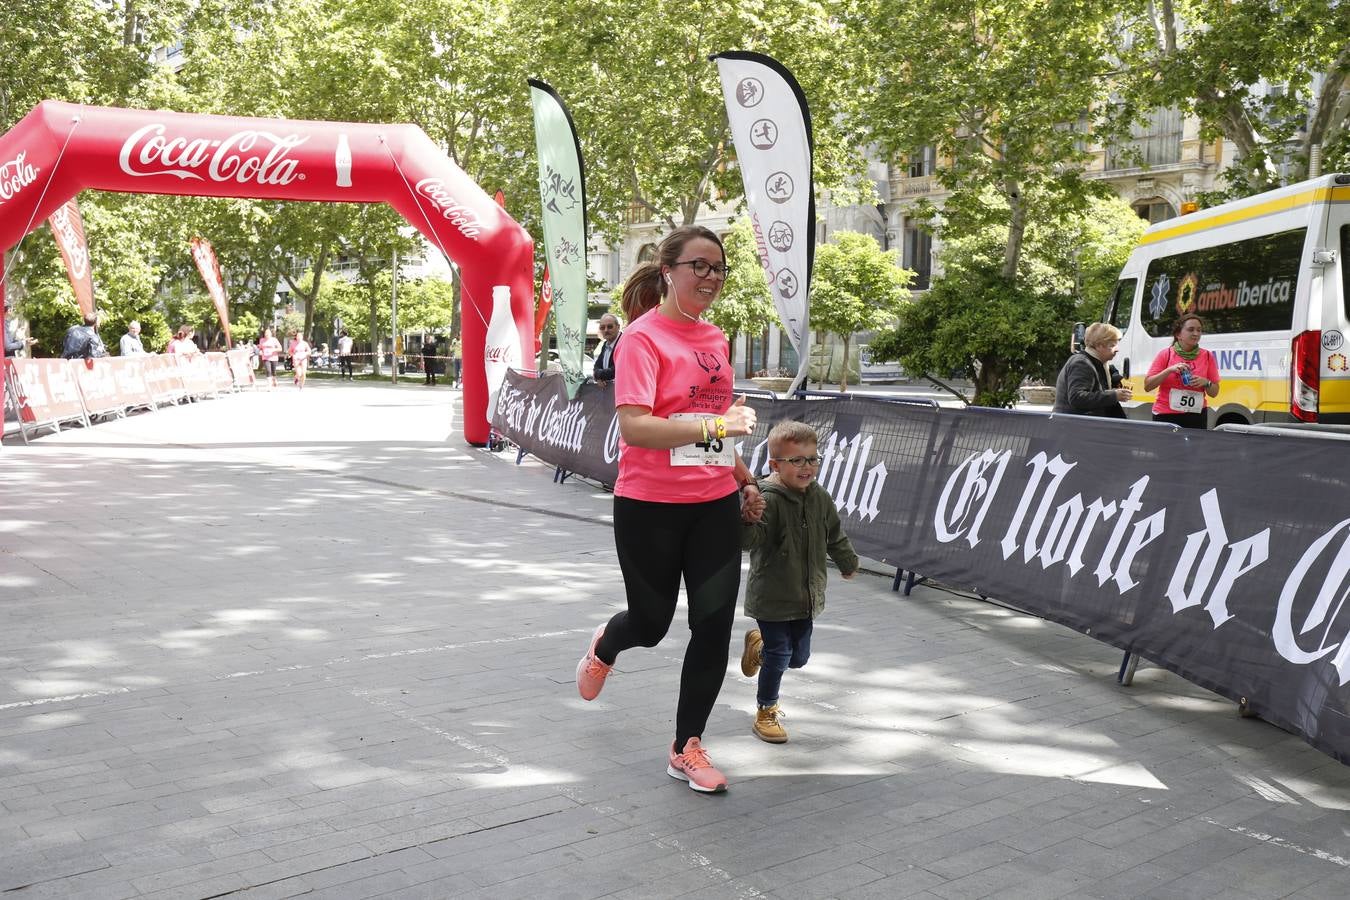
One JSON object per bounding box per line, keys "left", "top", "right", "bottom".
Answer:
{"left": 773, "top": 456, "right": 822, "bottom": 468}
{"left": 672, "top": 259, "right": 730, "bottom": 278}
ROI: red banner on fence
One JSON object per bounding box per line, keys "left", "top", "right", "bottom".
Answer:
{"left": 107, "top": 356, "right": 155, "bottom": 410}
{"left": 73, "top": 357, "right": 123, "bottom": 418}
{"left": 225, "top": 348, "right": 255, "bottom": 388}
{"left": 4, "top": 358, "right": 89, "bottom": 428}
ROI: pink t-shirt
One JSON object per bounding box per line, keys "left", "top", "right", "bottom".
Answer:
{"left": 258, "top": 337, "right": 282, "bottom": 362}
{"left": 289, "top": 338, "right": 311, "bottom": 363}
{"left": 613, "top": 310, "right": 738, "bottom": 503}
{"left": 1148, "top": 345, "right": 1220, "bottom": 415}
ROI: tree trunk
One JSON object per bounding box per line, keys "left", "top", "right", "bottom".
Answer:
{"left": 367, "top": 286, "right": 381, "bottom": 376}
{"left": 838, "top": 333, "right": 850, "bottom": 393}
{"left": 1002, "top": 178, "right": 1025, "bottom": 281}
{"left": 280, "top": 243, "right": 330, "bottom": 341}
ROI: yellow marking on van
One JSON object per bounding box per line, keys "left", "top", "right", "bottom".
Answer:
{"left": 1124, "top": 376, "right": 1350, "bottom": 417}
{"left": 1139, "top": 186, "right": 1350, "bottom": 246}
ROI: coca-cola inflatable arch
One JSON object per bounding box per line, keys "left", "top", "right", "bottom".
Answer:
{"left": 0, "top": 101, "right": 533, "bottom": 445}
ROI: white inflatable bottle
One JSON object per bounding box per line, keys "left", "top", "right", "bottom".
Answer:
{"left": 483, "top": 285, "right": 522, "bottom": 424}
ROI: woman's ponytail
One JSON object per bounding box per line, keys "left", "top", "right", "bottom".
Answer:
{"left": 621, "top": 262, "right": 663, "bottom": 324}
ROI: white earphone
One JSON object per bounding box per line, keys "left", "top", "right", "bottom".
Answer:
{"left": 664, "top": 272, "right": 673, "bottom": 286}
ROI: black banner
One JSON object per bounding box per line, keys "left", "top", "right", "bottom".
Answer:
{"left": 494, "top": 371, "right": 1350, "bottom": 764}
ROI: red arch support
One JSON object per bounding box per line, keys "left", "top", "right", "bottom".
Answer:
{"left": 0, "top": 101, "right": 533, "bottom": 445}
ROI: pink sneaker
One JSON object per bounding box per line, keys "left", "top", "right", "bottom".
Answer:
{"left": 666, "top": 737, "right": 727, "bottom": 793}
{"left": 576, "top": 625, "right": 612, "bottom": 700}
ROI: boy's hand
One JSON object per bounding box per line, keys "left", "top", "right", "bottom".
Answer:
{"left": 740, "top": 483, "right": 766, "bottom": 523}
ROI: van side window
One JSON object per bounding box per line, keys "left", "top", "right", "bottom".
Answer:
{"left": 1105, "top": 279, "right": 1136, "bottom": 331}
{"left": 1140, "top": 227, "right": 1304, "bottom": 336}
{"left": 1341, "top": 225, "right": 1350, "bottom": 321}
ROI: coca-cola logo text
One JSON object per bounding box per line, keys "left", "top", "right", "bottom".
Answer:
{"left": 118, "top": 124, "right": 308, "bottom": 186}
{"left": 0, "top": 151, "right": 39, "bottom": 205}
{"left": 415, "top": 178, "right": 485, "bottom": 240}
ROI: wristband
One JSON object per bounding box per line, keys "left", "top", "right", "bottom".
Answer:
{"left": 699, "top": 417, "right": 709, "bottom": 443}
{"left": 715, "top": 416, "right": 727, "bottom": 440}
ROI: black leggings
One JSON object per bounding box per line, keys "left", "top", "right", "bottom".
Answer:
{"left": 339, "top": 356, "right": 353, "bottom": 378}
{"left": 1153, "top": 410, "right": 1207, "bottom": 429}
{"left": 597, "top": 491, "right": 742, "bottom": 751}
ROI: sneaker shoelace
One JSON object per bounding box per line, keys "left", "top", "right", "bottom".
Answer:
{"left": 582, "top": 654, "right": 611, "bottom": 676}
{"left": 681, "top": 744, "right": 713, "bottom": 770}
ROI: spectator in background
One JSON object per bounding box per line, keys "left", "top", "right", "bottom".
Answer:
{"left": 593, "top": 313, "right": 622, "bottom": 385}
{"left": 169, "top": 325, "right": 199, "bottom": 356}
{"left": 61, "top": 311, "right": 108, "bottom": 360}
{"left": 5, "top": 305, "right": 36, "bottom": 357}
{"left": 337, "top": 330, "right": 354, "bottom": 380}
{"left": 1052, "top": 322, "right": 1131, "bottom": 418}
{"left": 119, "top": 320, "right": 145, "bottom": 356}
{"left": 422, "top": 335, "right": 438, "bottom": 385}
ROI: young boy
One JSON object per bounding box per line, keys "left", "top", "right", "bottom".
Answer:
{"left": 740, "top": 420, "right": 859, "bottom": 743}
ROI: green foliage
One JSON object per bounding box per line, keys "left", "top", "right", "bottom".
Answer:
{"left": 855, "top": 0, "right": 1127, "bottom": 277}
{"left": 868, "top": 193, "right": 1142, "bottom": 406}
{"left": 321, "top": 275, "right": 456, "bottom": 342}
{"left": 1112, "top": 1, "right": 1350, "bottom": 195}
{"left": 521, "top": 0, "right": 870, "bottom": 242}
{"left": 706, "top": 219, "right": 778, "bottom": 352}
{"left": 809, "top": 231, "right": 910, "bottom": 390}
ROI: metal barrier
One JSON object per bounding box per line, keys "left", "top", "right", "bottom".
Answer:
{"left": 792, "top": 388, "right": 939, "bottom": 409}
{"left": 1216, "top": 422, "right": 1350, "bottom": 440}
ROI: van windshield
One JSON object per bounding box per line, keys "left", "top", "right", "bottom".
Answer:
{"left": 1140, "top": 228, "right": 1304, "bottom": 336}
{"left": 1105, "top": 279, "right": 1135, "bottom": 331}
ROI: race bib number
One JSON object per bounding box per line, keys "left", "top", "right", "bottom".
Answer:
{"left": 668, "top": 413, "right": 735, "bottom": 467}
{"left": 1169, "top": 388, "right": 1203, "bottom": 411}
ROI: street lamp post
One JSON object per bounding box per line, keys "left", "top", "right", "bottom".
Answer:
{"left": 390, "top": 248, "right": 399, "bottom": 385}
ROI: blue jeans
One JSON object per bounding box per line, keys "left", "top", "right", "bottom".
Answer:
{"left": 756, "top": 618, "right": 813, "bottom": 708}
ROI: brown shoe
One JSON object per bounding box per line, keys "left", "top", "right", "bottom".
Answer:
{"left": 740, "top": 629, "right": 762, "bottom": 677}
{"left": 753, "top": 704, "right": 787, "bottom": 743}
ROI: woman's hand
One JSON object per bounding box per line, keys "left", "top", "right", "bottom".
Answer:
{"left": 723, "top": 394, "right": 757, "bottom": 436}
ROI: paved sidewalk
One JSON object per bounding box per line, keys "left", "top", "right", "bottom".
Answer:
{"left": 1, "top": 382, "right": 1348, "bottom": 899}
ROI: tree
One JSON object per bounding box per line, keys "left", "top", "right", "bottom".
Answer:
{"left": 0, "top": 0, "right": 193, "bottom": 128}
{"left": 1116, "top": 1, "right": 1350, "bottom": 197}
{"left": 321, "top": 274, "right": 455, "bottom": 343}
{"left": 706, "top": 218, "right": 778, "bottom": 368}
{"left": 867, "top": 193, "right": 1144, "bottom": 406}
{"left": 521, "top": 0, "right": 871, "bottom": 244}
{"left": 854, "top": 0, "right": 1127, "bottom": 279}
{"left": 808, "top": 231, "right": 910, "bottom": 392}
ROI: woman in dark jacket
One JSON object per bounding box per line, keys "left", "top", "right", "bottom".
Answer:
{"left": 1052, "top": 322, "right": 1132, "bottom": 418}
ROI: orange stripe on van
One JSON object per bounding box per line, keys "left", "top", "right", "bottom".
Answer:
{"left": 1139, "top": 186, "right": 1350, "bottom": 245}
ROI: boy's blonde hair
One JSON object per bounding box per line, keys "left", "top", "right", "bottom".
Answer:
{"left": 767, "top": 420, "right": 819, "bottom": 456}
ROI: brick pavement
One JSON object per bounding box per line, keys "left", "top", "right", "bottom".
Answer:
{"left": 2, "top": 382, "right": 1349, "bottom": 899}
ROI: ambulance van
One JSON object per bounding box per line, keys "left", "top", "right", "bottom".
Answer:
{"left": 1104, "top": 173, "right": 1350, "bottom": 425}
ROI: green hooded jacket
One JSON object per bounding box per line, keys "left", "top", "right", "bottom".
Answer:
{"left": 741, "top": 476, "right": 860, "bottom": 621}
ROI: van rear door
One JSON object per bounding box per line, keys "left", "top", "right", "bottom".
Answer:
{"left": 1319, "top": 192, "right": 1350, "bottom": 421}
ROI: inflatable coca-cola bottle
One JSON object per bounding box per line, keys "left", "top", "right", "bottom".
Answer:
{"left": 483, "top": 285, "right": 521, "bottom": 421}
